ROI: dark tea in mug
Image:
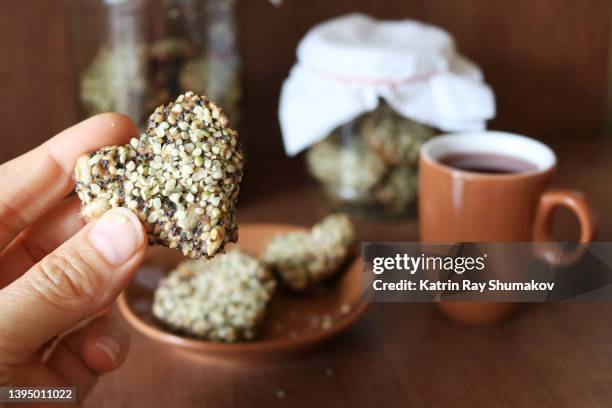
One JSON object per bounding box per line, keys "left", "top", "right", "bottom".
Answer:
{"left": 439, "top": 153, "right": 538, "bottom": 174}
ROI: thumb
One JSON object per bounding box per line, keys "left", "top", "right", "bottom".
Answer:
{"left": 0, "top": 208, "right": 146, "bottom": 374}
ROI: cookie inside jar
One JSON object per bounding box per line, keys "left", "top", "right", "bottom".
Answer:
{"left": 306, "top": 103, "right": 435, "bottom": 219}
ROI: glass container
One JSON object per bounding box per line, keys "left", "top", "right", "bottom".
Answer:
{"left": 66, "top": 0, "right": 242, "bottom": 131}
{"left": 306, "top": 104, "right": 435, "bottom": 218}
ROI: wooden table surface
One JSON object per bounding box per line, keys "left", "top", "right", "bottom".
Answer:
{"left": 85, "top": 139, "right": 612, "bottom": 408}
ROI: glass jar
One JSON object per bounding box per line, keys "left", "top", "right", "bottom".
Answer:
{"left": 66, "top": 0, "right": 242, "bottom": 131}
{"left": 306, "top": 104, "right": 435, "bottom": 218}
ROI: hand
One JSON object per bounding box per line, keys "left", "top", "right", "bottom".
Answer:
{"left": 0, "top": 114, "right": 148, "bottom": 405}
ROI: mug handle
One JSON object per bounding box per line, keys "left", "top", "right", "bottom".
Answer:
{"left": 533, "top": 190, "right": 596, "bottom": 243}
{"left": 532, "top": 190, "right": 596, "bottom": 264}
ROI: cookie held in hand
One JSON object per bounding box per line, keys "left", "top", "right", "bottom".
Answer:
{"left": 75, "top": 92, "right": 243, "bottom": 259}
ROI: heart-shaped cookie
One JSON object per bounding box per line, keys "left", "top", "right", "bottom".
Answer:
{"left": 152, "top": 250, "right": 276, "bottom": 342}
{"left": 263, "top": 214, "right": 355, "bottom": 291}
{"left": 74, "top": 92, "right": 243, "bottom": 259}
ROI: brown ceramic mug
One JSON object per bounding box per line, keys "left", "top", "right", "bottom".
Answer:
{"left": 418, "top": 131, "right": 596, "bottom": 324}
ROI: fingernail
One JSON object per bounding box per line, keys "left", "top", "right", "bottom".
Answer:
{"left": 94, "top": 335, "right": 121, "bottom": 364}
{"left": 88, "top": 208, "right": 144, "bottom": 265}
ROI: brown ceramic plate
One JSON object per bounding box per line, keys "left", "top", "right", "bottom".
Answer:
{"left": 118, "top": 223, "right": 369, "bottom": 366}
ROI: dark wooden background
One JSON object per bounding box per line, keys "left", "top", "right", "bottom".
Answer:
{"left": 1, "top": 0, "right": 611, "bottom": 164}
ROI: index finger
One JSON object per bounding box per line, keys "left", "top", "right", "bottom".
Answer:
{"left": 0, "top": 113, "right": 137, "bottom": 249}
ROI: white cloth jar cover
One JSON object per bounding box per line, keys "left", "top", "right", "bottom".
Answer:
{"left": 279, "top": 13, "right": 496, "bottom": 156}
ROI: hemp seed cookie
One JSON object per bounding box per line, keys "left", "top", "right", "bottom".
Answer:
{"left": 263, "top": 214, "right": 356, "bottom": 291}
{"left": 75, "top": 92, "right": 243, "bottom": 259}
{"left": 81, "top": 43, "right": 151, "bottom": 121}
{"left": 310, "top": 213, "right": 355, "bottom": 248}
{"left": 374, "top": 166, "right": 418, "bottom": 213}
{"left": 152, "top": 250, "right": 276, "bottom": 342}
{"left": 306, "top": 136, "right": 386, "bottom": 198}
{"left": 81, "top": 39, "right": 197, "bottom": 124}
{"left": 362, "top": 105, "right": 435, "bottom": 166}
